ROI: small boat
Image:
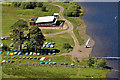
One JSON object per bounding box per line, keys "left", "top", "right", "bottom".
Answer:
{"left": 115, "top": 16, "right": 117, "bottom": 19}
{"left": 85, "top": 38, "right": 90, "bottom": 48}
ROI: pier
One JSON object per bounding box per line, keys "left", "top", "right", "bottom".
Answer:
{"left": 95, "top": 57, "right": 120, "bottom": 60}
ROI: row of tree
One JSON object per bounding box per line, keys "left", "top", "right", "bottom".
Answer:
{"left": 65, "top": 2, "right": 82, "bottom": 17}
{"left": 87, "top": 56, "right": 109, "bottom": 68}
{"left": 12, "top": 2, "right": 43, "bottom": 9}
{"left": 10, "top": 19, "right": 45, "bottom": 53}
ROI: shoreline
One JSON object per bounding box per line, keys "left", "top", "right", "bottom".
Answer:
{"left": 77, "top": 18, "right": 95, "bottom": 60}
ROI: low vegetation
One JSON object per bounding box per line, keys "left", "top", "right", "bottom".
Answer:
{"left": 2, "top": 64, "right": 110, "bottom": 78}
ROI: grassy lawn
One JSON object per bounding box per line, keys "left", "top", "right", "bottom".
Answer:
{"left": 45, "top": 33, "right": 74, "bottom": 54}
{"left": 2, "top": 64, "right": 110, "bottom": 78}
{"left": 2, "top": 3, "right": 60, "bottom": 36}
{"left": 41, "top": 29, "right": 65, "bottom": 34}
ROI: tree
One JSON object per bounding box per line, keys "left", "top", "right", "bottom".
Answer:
{"left": 10, "top": 19, "right": 29, "bottom": 51}
{"left": 93, "top": 58, "right": 108, "bottom": 68}
{"left": 20, "top": 2, "right": 36, "bottom": 9}
{"left": 42, "top": 6, "right": 47, "bottom": 12}
{"left": 28, "top": 26, "right": 45, "bottom": 53}
{"left": 87, "top": 56, "right": 97, "bottom": 67}
{"left": 36, "top": 2, "right": 43, "bottom": 7}
{"left": 63, "top": 43, "right": 72, "bottom": 50}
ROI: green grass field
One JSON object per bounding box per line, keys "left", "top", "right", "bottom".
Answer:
{"left": 41, "top": 29, "right": 65, "bottom": 34}
{"left": 2, "top": 64, "right": 110, "bottom": 78}
{"left": 2, "top": 3, "right": 60, "bottom": 36}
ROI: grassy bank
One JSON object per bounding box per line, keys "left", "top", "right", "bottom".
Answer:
{"left": 2, "top": 64, "right": 110, "bottom": 78}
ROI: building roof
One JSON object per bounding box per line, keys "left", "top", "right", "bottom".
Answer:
{"left": 35, "top": 16, "right": 55, "bottom": 23}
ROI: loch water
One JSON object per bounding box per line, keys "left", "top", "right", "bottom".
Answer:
{"left": 78, "top": 2, "right": 119, "bottom": 78}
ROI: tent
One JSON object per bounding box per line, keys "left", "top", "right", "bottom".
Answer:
{"left": 23, "top": 57, "right": 26, "bottom": 59}
{"left": 49, "top": 62, "right": 52, "bottom": 64}
{"left": 32, "top": 42, "right": 35, "bottom": 44}
{"left": 53, "top": 53, "right": 56, "bottom": 55}
{"left": 3, "top": 52, "right": 5, "bottom": 55}
{"left": 60, "top": 63, "right": 64, "bottom": 65}
{"left": 10, "top": 44, "right": 13, "bottom": 47}
{"left": 48, "top": 42, "right": 51, "bottom": 45}
{"left": 7, "top": 52, "right": 10, "bottom": 55}
{"left": 22, "top": 44, "right": 25, "bottom": 47}
{"left": 10, "top": 49, "right": 12, "bottom": 51}
{"left": 1, "top": 37, "right": 4, "bottom": 40}
{"left": 4, "top": 38, "right": 7, "bottom": 40}
{"left": 29, "top": 52, "right": 32, "bottom": 55}
{"left": 6, "top": 60, "right": 10, "bottom": 63}
{"left": 21, "top": 49, "right": 24, "bottom": 52}
{"left": 71, "top": 63, "right": 74, "bottom": 66}
{"left": 12, "top": 56, "right": 15, "bottom": 59}
{"left": 25, "top": 52, "right": 29, "bottom": 55}
{"left": 16, "top": 57, "right": 18, "bottom": 59}
{"left": 50, "top": 45, "right": 54, "bottom": 48}
{"left": 1, "top": 43, "right": 4, "bottom": 47}
{"left": 46, "top": 44, "right": 49, "bottom": 48}
{"left": 24, "top": 42, "right": 27, "bottom": 44}
{"left": 26, "top": 57, "right": 29, "bottom": 59}
{"left": 49, "top": 49, "right": 52, "bottom": 52}
{"left": 18, "top": 52, "right": 21, "bottom": 55}
{"left": 11, "top": 61, "right": 15, "bottom": 63}
{"left": 30, "top": 57, "right": 33, "bottom": 59}
{"left": 8, "top": 57, "right": 10, "bottom": 59}
{"left": 19, "top": 57, "right": 22, "bottom": 59}
{"left": 45, "top": 62, "right": 48, "bottom": 64}
{"left": 33, "top": 53, "right": 36, "bottom": 55}
{"left": 2, "top": 60, "right": 5, "bottom": 63}
{"left": 40, "top": 62, "right": 44, "bottom": 64}
{"left": 34, "top": 57, "right": 37, "bottom": 59}
{"left": 53, "top": 62, "right": 56, "bottom": 65}
{"left": 24, "top": 49, "right": 27, "bottom": 51}
{"left": 0, "top": 51, "right": 2, "bottom": 54}
{"left": 45, "top": 42, "right": 48, "bottom": 45}
{"left": 52, "top": 42, "right": 55, "bottom": 45}
{"left": 14, "top": 52, "right": 17, "bottom": 55}
{"left": 48, "top": 53, "right": 51, "bottom": 55}
{"left": 45, "top": 58, "right": 49, "bottom": 60}
{"left": 52, "top": 49, "right": 55, "bottom": 52}
{"left": 64, "top": 63, "right": 68, "bottom": 65}
{"left": 13, "top": 49, "right": 17, "bottom": 51}
{"left": 43, "top": 45, "right": 45, "bottom": 48}
{"left": 37, "top": 53, "right": 40, "bottom": 55}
